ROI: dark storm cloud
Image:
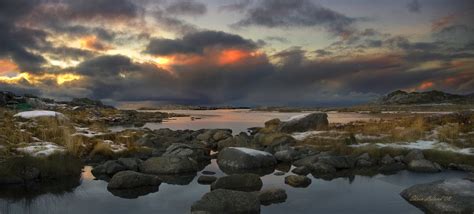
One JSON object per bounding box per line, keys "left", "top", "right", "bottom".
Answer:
{"left": 154, "top": 8, "right": 199, "bottom": 34}
{"left": 75, "top": 55, "right": 136, "bottom": 76}
{"left": 144, "top": 30, "right": 258, "bottom": 56}
{"left": 165, "top": 0, "right": 207, "bottom": 16}
{"left": 232, "top": 0, "right": 356, "bottom": 36}
{"left": 61, "top": 0, "right": 141, "bottom": 20}
{"left": 407, "top": 0, "right": 421, "bottom": 13}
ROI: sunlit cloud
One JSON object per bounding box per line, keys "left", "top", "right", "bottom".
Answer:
{"left": 0, "top": 72, "right": 82, "bottom": 85}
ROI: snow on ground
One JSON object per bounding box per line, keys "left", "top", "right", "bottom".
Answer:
{"left": 230, "top": 147, "right": 273, "bottom": 157}
{"left": 350, "top": 140, "right": 474, "bottom": 155}
{"left": 291, "top": 131, "right": 326, "bottom": 140}
{"left": 14, "top": 110, "right": 67, "bottom": 120}
{"left": 284, "top": 113, "right": 310, "bottom": 122}
{"left": 102, "top": 140, "right": 127, "bottom": 153}
{"left": 16, "top": 142, "right": 66, "bottom": 157}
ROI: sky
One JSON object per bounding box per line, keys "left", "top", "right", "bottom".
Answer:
{"left": 0, "top": 0, "right": 473, "bottom": 107}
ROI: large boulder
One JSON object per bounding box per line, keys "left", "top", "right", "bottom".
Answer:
{"left": 191, "top": 189, "right": 260, "bottom": 214}
{"left": 107, "top": 171, "right": 161, "bottom": 189}
{"left": 217, "top": 147, "right": 276, "bottom": 171}
{"left": 401, "top": 178, "right": 474, "bottom": 213}
{"left": 274, "top": 148, "right": 298, "bottom": 162}
{"left": 140, "top": 156, "right": 198, "bottom": 174}
{"left": 278, "top": 113, "right": 328, "bottom": 133}
{"left": 217, "top": 132, "right": 253, "bottom": 151}
{"left": 162, "top": 143, "right": 210, "bottom": 162}
{"left": 91, "top": 160, "right": 126, "bottom": 179}
{"left": 258, "top": 188, "right": 287, "bottom": 206}
{"left": 210, "top": 174, "right": 263, "bottom": 192}
{"left": 407, "top": 159, "right": 442, "bottom": 173}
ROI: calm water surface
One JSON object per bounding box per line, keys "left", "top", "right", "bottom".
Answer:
{"left": 0, "top": 160, "right": 467, "bottom": 214}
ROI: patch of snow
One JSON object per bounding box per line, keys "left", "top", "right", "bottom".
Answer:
{"left": 349, "top": 140, "right": 474, "bottom": 155}
{"left": 355, "top": 134, "right": 388, "bottom": 141}
{"left": 102, "top": 140, "right": 127, "bottom": 153}
{"left": 230, "top": 147, "right": 273, "bottom": 157}
{"left": 284, "top": 113, "right": 310, "bottom": 122}
{"left": 291, "top": 131, "right": 326, "bottom": 140}
{"left": 16, "top": 142, "right": 66, "bottom": 157}
{"left": 14, "top": 110, "right": 67, "bottom": 120}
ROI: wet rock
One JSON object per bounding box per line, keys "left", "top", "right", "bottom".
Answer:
{"left": 293, "top": 154, "right": 321, "bottom": 167}
{"left": 211, "top": 173, "right": 262, "bottom": 192}
{"left": 217, "top": 147, "right": 276, "bottom": 170}
{"left": 107, "top": 171, "right": 161, "bottom": 189}
{"left": 197, "top": 175, "right": 217, "bottom": 185}
{"left": 202, "top": 171, "right": 216, "bottom": 175}
{"left": 285, "top": 175, "right": 311, "bottom": 187}
{"left": 212, "top": 130, "right": 233, "bottom": 142}
{"left": 108, "top": 186, "right": 160, "bottom": 199}
{"left": 274, "top": 171, "right": 285, "bottom": 176}
{"left": 408, "top": 159, "right": 442, "bottom": 173}
{"left": 278, "top": 113, "right": 329, "bottom": 133}
{"left": 264, "top": 118, "right": 281, "bottom": 132}
{"left": 318, "top": 156, "right": 355, "bottom": 170}
{"left": 403, "top": 150, "right": 424, "bottom": 164}
{"left": 400, "top": 178, "right": 474, "bottom": 213}
{"left": 380, "top": 155, "right": 395, "bottom": 165}
{"left": 140, "top": 156, "right": 198, "bottom": 174}
{"left": 253, "top": 133, "right": 296, "bottom": 152}
{"left": 157, "top": 173, "right": 196, "bottom": 185}
{"left": 378, "top": 162, "right": 406, "bottom": 174}
{"left": 217, "top": 132, "right": 252, "bottom": 150}
{"left": 274, "top": 149, "right": 297, "bottom": 162}
{"left": 117, "top": 158, "right": 142, "bottom": 171}
{"left": 92, "top": 160, "right": 126, "bottom": 178}
{"left": 311, "top": 162, "right": 336, "bottom": 174}
{"left": 449, "top": 163, "right": 474, "bottom": 172}
{"left": 163, "top": 143, "right": 210, "bottom": 162}
{"left": 291, "top": 166, "right": 311, "bottom": 176}
{"left": 258, "top": 188, "right": 287, "bottom": 206}
{"left": 191, "top": 189, "right": 260, "bottom": 214}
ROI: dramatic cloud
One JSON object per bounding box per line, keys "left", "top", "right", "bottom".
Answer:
{"left": 232, "top": 0, "right": 356, "bottom": 37}
{"left": 144, "top": 30, "right": 259, "bottom": 56}
{"left": 165, "top": 0, "right": 207, "bottom": 16}
{"left": 219, "top": 0, "right": 252, "bottom": 12}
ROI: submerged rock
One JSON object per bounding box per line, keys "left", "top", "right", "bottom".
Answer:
{"left": 401, "top": 178, "right": 474, "bottom": 213}
{"left": 191, "top": 189, "right": 260, "bottom": 214}
{"left": 278, "top": 113, "right": 328, "bottom": 133}
{"left": 211, "top": 173, "right": 263, "bottom": 192}
{"left": 217, "top": 147, "right": 276, "bottom": 170}
{"left": 140, "top": 156, "right": 198, "bottom": 174}
{"left": 258, "top": 188, "right": 287, "bottom": 206}
{"left": 408, "top": 159, "right": 442, "bottom": 173}
{"left": 285, "top": 175, "right": 311, "bottom": 187}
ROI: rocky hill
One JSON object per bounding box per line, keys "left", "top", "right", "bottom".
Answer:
{"left": 377, "top": 90, "right": 474, "bottom": 105}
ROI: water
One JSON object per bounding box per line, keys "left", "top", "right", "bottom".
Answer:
{"left": 0, "top": 160, "right": 468, "bottom": 214}
{"left": 135, "top": 109, "right": 379, "bottom": 133}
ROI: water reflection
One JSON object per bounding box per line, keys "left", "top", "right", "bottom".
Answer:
{"left": 0, "top": 159, "right": 468, "bottom": 214}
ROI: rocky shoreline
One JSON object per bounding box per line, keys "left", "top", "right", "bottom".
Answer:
{"left": 1, "top": 99, "right": 474, "bottom": 213}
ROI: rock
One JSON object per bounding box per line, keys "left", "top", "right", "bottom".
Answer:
{"left": 212, "top": 130, "right": 232, "bottom": 142}
{"left": 217, "top": 133, "right": 252, "bottom": 150}
{"left": 357, "top": 153, "right": 370, "bottom": 161}
{"left": 264, "top": 118, "right": 281, "bottom": 131}
{"left": 117, "top": 158, "right": 142, "bottom": 171}
{"left": 140, "top": 156, "right": 198, "bottom": 174}
{"left": 318, "top": 156, "right": 355, "bottom": 170}
{"left": 108, "top": 186, "right": 160, "bottom": 199}
{"left": 285, "top": 175, "right": 311, "bottom": 187}
{"left": 197, "top": 175, "right": 217, "bottom": 185}
{"left": 162, "top": 143, "right": 210, "bottom": 162}
{"left": 449, "top": 163, "right": 474, "bottom": 172}
{"left": 274, "top": 149, "right": 297, "bottom": 162}
{"left": 202, "top": 171, "right": 216, "bottom": 175}
{"left": 92, "top": 160, "right": 126, "bottom": 178}
{"left": 400, "top": 178, "right": 474, "bottom": 213}
{"left": 107, "top": 171, "right": 161, "bottom": 189}
{"left": 258, "top": 188, "right": 287, "bottom": 206}
{"left": 253, "top": 133, "right": 296, "bottom": 150}
{"left": 408, "top": 159, "right": 442, "bottom": 173}
{"left": 217, "top": 147, "right": 276, "bottom": 170}
{"left": 211, "top": 174, "right": 263, "bottom": 192}
{"left": 293, "top": 154, "right": 321, "bottom": 167}
{"left": 191, "top": 189, "right": 260, "bottom": 214}
{"left": 278, "top": 113, "right": 329, "bottom": 133}
{"left": 274, "top": 171, "right": 285, "bottom": 176}
{"left": 380, "top": 154, "right": 395, "bottom": 165}
{"left": 403, "top": 150, "right": 424, "bottom": 164}
{"left": 291, "top": 166, "right": 311, "bottom": 175}
{"left": 311, "top": 162, "right": 336, "bottom": 174}
{"left": 356, "top": 159, "right": 373, "bottom": 167}
{"left": 378, "top": 162, "right": 406, "bottom": 174}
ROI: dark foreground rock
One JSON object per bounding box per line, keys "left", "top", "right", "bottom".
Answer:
{"left": 191, "top": 189, "right": 260, "bottom": 214}
{"left": 107, "top": 171, "right": 161, "bottom": 189}
{"left": 140, "top": 156, "right": 198, "bottom": 174}
{"left": 285, "top": 175, "right": 311, "bottom": 187}
{"left": 197, "top": 175, "right": 217, "bottom": 185}
{"left": 258, "top": 188, "right": 287, "bottom": 206}
{"left": 210, "top": 173, "right": 262, "bottom": 192}
{"left": 278, "top": 113, "right": 328, "bottom": 133}
{"left": 401, "top": 178, "right": 474, "bottom": 213}
{"left": 217, "top": 147, "right": 276, "bottom": 171}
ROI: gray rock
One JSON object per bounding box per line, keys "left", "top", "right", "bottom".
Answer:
{"left": 217, "top": 133, "right": 252, "bottom": 150}
{"left": 107, "top": 171, "right": 161, "bottom": 189}
{"left": 400, "top": 178, "right": 474, "bottom": 213}
{"left": 274, "top": 171, "right": 285, "bottom": 176}
{"left": 449, "top": 163, "right": 474, "bottom": 172}
{"left": 278, "top": 113, "right": 329, "bottom": 133}
{"left": 258, "top": 188, "right": 287, "bottom": 206}
{"left": 318, "top": 156, "right": 355, "bottom": 170}
{"left": 357, "top": 153, "right": 370, "bottom": 161}
{"left": 197, "top": 175, "right": 217, "bottom": 185}
{"left": 285, "top": 175, "right": 311, "bottom": 187}
{"left": 293, "top": 154, "right": 321, "bottom": 167}
{"left": 381, "top": 154, "right": 395, "bottom": 165}
{"left": 211, "top": 174, "right": 262, "bottom": 192}
{"left": 379, "top": 162, "right": 406, "bottom": 174}
{"left": 191, "top": 189, "right": 260, "bottom": 214}
{"left": 117, "top": 158, "right": 142, "bottom": 171}
{"left": 311, "top": 162, "right": 337, "bottom": 174}
{"left": 408, "top": 159, "right": 442, "bottom": 173}
{"left": 140, "top": 156, "right": 198, "bottom": 174}
{"left": 92, "top": 160, "right": 126, "bottom": 177}
{"left": 291, "top": 166, "right": 311, "bottom": 175}
{"left": 274, "top": 149, "right": 297, "bottom": 162}
{"left": 163, "top": 143, "right": 210, "bottom": 162}
{"left": 202, "top": 171, "right": 216, "bottom": 175}
{"left": 356, "top": 159, "right": 373, "bottom": 167}
{"left": 217, "top": 147, "right": 276, "bottom": 170}
{"left": 403, "top": 150, "right": 424, "bottom": 164}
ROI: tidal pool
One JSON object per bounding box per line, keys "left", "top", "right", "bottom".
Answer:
{"left": 0, "top": 160, "right": 467, "bottom": 214}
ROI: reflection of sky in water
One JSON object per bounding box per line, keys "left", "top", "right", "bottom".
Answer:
{"left": 141, "top": 109, "right": 379, "bottom": 133}
{"left": 0, "top": 159, "right": 467, "bottom": 214}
